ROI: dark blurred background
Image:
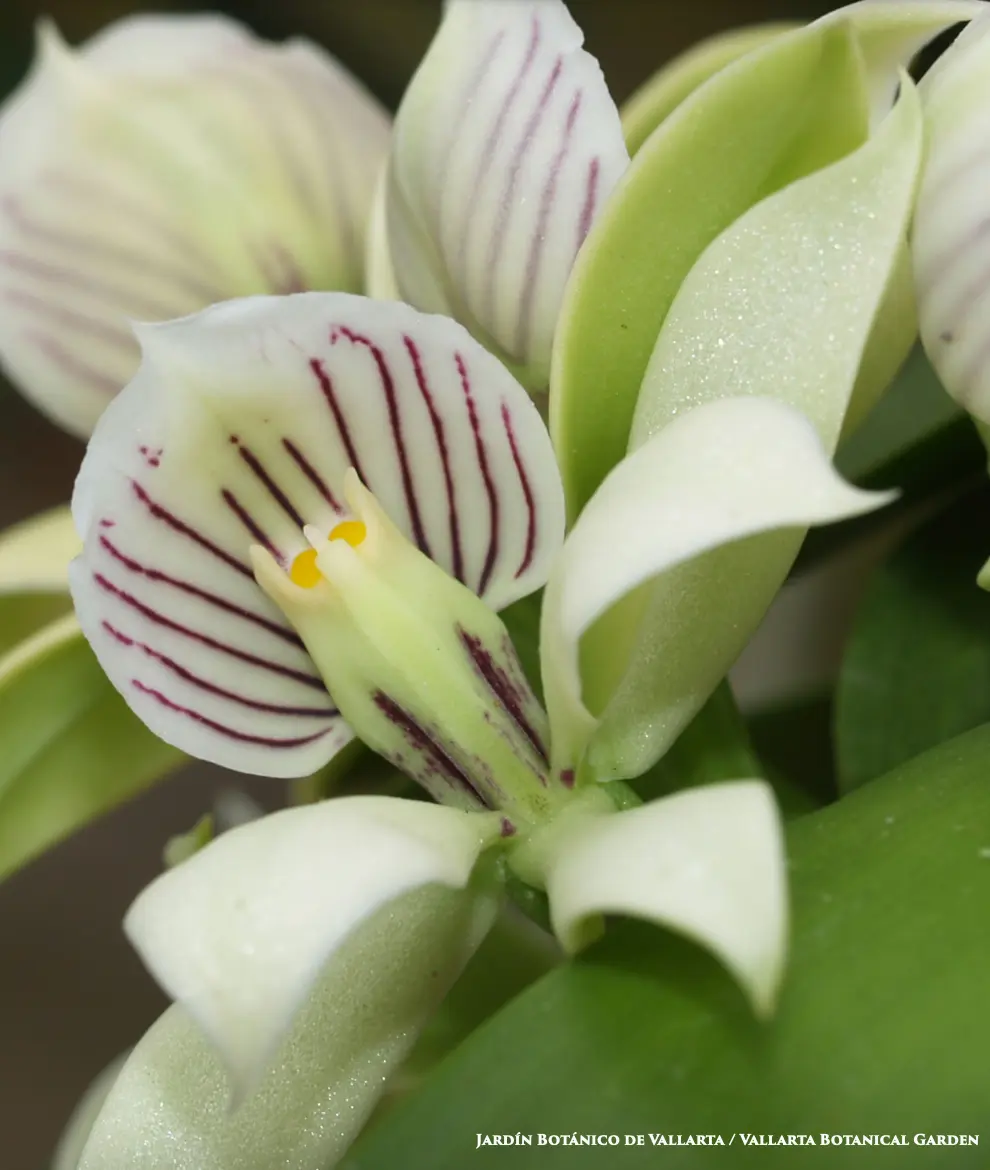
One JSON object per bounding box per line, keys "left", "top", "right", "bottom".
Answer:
{"left": 0, "top": 0, "right": 834, "bottom": 1165}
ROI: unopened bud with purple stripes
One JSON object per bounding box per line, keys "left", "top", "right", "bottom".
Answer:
{"left": 253, "top": 469, "right": 567, "bottom": 830}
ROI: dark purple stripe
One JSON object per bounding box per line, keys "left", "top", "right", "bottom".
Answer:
{"left": 310, "top": 357, "right": 368, "bottom": 484}
{"left": 372, "top": 691, "right": 488, "bottom": 807}
{"left": 99, "top": 534, "right": 302, "bottom": 647}
{"left": 332, "top": 326, "right": 431, "bottom": 556}
{"left": 221, "top": 489, "right": 283, "bottom": 563}
{"left": 485, "top": 55, "right": 564, "bottom": 322}
{"left": 236, "top": 443, "right": 306, "bottom": 528}
{"left": 132, "top": 680, "right": 332, "bottom": 748}
{"left": 131, "top": 481, "right": 253, "bottom": 579}
{"left": 456, "top": 353, "right": 499, "bottom": 596}
{"left": 501, "top": 404, "right": 537, "bottom": 579}
{"left": 282, "top": 438, "right": 342, "bottom": 511}
{"left": 456, "top": 20, "right": 537, "bottom": 259}
{"left": 104, "top": 621, "right": 334, "bottom": 717}
{"left": 516, "top": 88, "right": 582, "bottom": 359}
{"left": 403, "top": 335, "right": 463, "bottom": 581}
{"left": 94, "top": 572, "right": 326, "bottom": 690}
{"left": 577, "top": 157, "right": 601, "bottom": 250}
{"left": 458, "top": 626, "right": 548, "bottom": 766}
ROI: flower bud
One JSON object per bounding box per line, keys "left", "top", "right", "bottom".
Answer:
{"left": 0, "top": 16, "right": 390, "bottom": 438}
{"left": 253, "top": 471, "right": 566, "bottom": 830}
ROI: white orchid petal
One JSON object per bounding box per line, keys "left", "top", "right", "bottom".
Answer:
{"left": 70, "top": 293, "right": 562, "bottom": 776}
{"left": 547, "top": 781, "right": 787, "bottom": 1017}
{"left": 124, "top": 795, "right": 500, "bottom": 1099}
{"left": 914, "top": 12, "right": 990, "bottom": 423}
{"left": 388, "top": 0, "right": 629, "bottom": 384}
{"left": 541, "top": 398, "right": 894, "bottom": 776}
{"left": 823, "top": 1, "right": 987, "bottom": 126}
{"left": 0, "top": 505, "right": 80, "bottom": 593}
{"left": 0, "top": 16, "right": 390, "bottom": 438}
{"left": 82, "top": 879, "right": 495, "bottom": 1170}
{"left": 52, "top": 1052, "right": 130, "bottom": 1170}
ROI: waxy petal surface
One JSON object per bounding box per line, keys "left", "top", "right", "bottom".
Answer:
{"left": 82, "top": 879, "right": 495, "bottom": 1170}
{"left": 546, "top": 782, "right": 788, "bottom": 1017}
{"left": 387, "top": 0, "right": 628, "bottom": 385}
{"left": 0, "top": 16, "right": 389, "bottom": 438}
{"left": 578, "top": 81, "right": 922, "bottom": 783}
{"left": 70, "top": 293, "right": 563, "bottom": 776}
{"left": 914, "top": 12, "right": 990, "bottom": 423}
{"left": 541, "top": 398, "right": 894, "bottom": 777}
{"left": 125, "top": 795, "right": 500, "bottom": 1097}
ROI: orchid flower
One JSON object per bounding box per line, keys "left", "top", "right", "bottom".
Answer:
{"left": 911, "top": 11, "right": 990, "bottom": 582}
{"left": 65, "top": 292, "right": 894, "bottom": 1168}
{"left": 0, "top": 15, "right": 389, "bottom": 439}
{"left": 913, "top": 11, "right": 990, "bottom": 425}
{"left": 377, "top": 0, "right": 980, "bottom": 391}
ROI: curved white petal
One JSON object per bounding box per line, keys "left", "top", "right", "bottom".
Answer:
{"left": 365, "top": 163, "right": 401, "bottom": 301}
{"left": 387, "top": 0, "right": 628, "bottom": 384}
{"left": 0, "top": 16, "right": 389, "bottom": 438}
{"left": 541, "top": 397, "right": 895, "bottom": 776}
{"left": 546, "top": 781, "right": 787, "bottom": 1017}
{"left": 70, "top": 293, "right": 562, "bottom": 776}
{"left": 823, "top": 1, "right": 987, "bottom": 126}
{"left": 82, "top": 880, "right": 495, "bottom": 1170}
{"left": 52, "top": 1053, "right": 129, "bottom": 1170}
{"left": 0, "top": 505, "right": 80, "bottom": 593}
{"left": 914, "top": 12, "right": 990, "bottom": 423}
{"left": 125, "top": 795, "right": 501, "bottom": 1098}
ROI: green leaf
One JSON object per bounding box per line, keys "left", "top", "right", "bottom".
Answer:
{"left": 346, "top": 724, "right": 990, "bottom": 1168}
{"left": 620, "top": 24, "right": 798, "bottom": 157}
{"left": 581, "top": 79, "right": 922, "bottom": 785}
{"left": 0, "top": 614, "right": 183, "bottom": 881}
{"left": 835, "top": 482, "right": 990, "bottom": 792}
{"left": 551, "top": 20, "right": 869, "bottom": 520}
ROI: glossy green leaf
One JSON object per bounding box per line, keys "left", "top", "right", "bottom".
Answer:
{"left": 347, "top": 723, "right": 990, "bottom": 1169}
{"left": 581, "top": 80, "right": 922, "bottom": 784}
{"left": 620, "top": 24, "right": 798, "bottom": 157}
{"left": 835, "top": 483, "right": 990, "bottom": 792}
{"left": 0, "top": 614, "right": 183, "bottom": 881}
{"left": 551, "top": 20, "right": 869, "bottom": 520}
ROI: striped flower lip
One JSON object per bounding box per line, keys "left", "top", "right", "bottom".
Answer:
{"left": 0, "top": 14, "right": 390, "bottom": 439}
{"left": 66, "top": 296, "right": 895, "bottom": 1167}
{"left": 380, "top": 0, "right": 630, "bottom": 388}
{"left": 70, "top": 293, "right": 564, "bottom": 780}
{"left": 69, "top": 290, "right": 895, "bottom": 793}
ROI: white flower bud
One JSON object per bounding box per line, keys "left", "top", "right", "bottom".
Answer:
{"left": 0, "top": 16, "right": 390, "bottom": 438}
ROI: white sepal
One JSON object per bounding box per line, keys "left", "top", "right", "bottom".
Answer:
{"left": 540, "top": 397, "right": 894, "bottom": 777}
{"left": 124, "top": 795, "right": 501, "bottom": 1100}
{"left": 0, "top": 16, "right": 390, "bottom": 438}
{"left": 914, "top": 12, "right": 990, "bottom": 423}
{"left": 387, "top": 0, "right": 628, "bottom": 385}
{"left": 823, "top": 1, "right": 988, "bottom": 126}
{"left": 546, "top": 781, "right": 788, "bottom": 1017}
{"left": 82, "top": 879, "right": 495, "bottom": 1170}
{"left": 0, "top": 505, "right": 80, "bottom": 593}
{"left": 70, "top": 293, "right": 563, "bottom": 776}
